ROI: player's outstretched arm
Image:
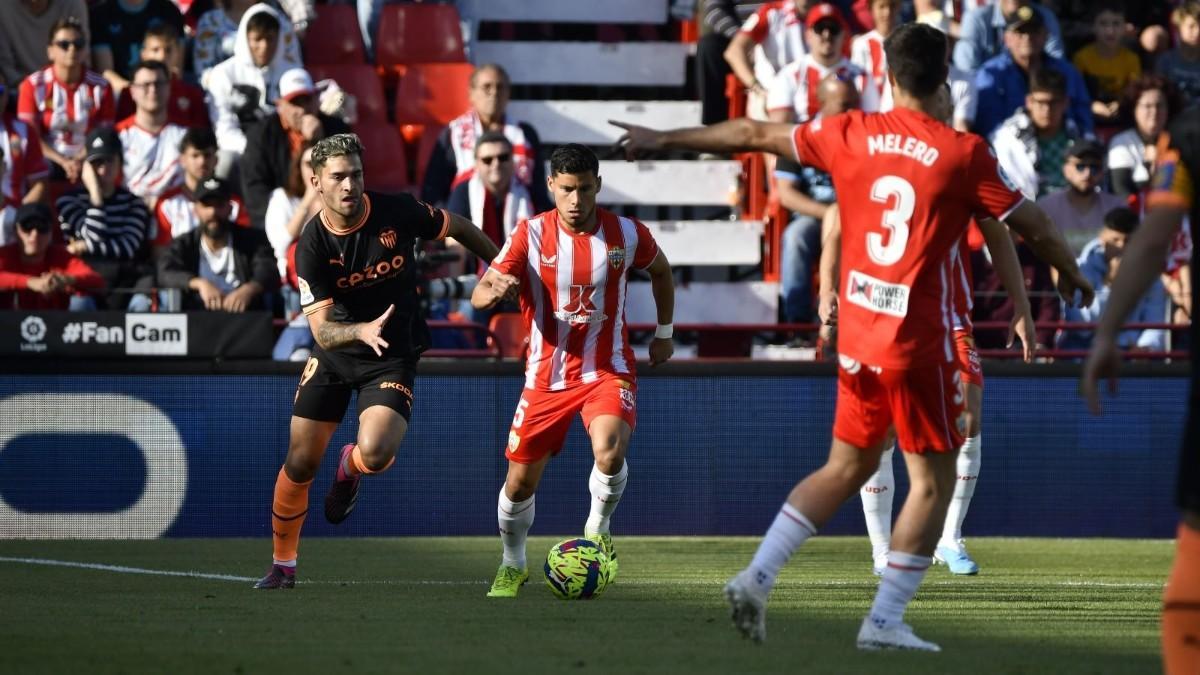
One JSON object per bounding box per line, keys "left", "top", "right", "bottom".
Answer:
{"left": 977, "top": 217, "right": 1036, "bottom": 362}
{"left": 307, "top": 304, "right": 394, "bottom": 356}
{"left": 471, "top": 269, "right": 519, "bottom": 311}
{"left": 446, "top": 212, "right": 501, "bottom": 263}
{"left": 1081, "top": 204, "right": 1183, "bottom": 414}
{"left": 646, "top": 251, "right": 675, "bottom": 367}
{"left": 817, "top": 205, "right": 841, "bottom": 326}
{"left": 611, "top": 118, "right": 797, "bottom": 160}
{"left": 1003, "top": 200, "right": 1095, "bottom": 308}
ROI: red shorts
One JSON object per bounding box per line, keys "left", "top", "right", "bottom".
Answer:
{"left": 832, "top": 356, "right": 965, "bottom": 453}
{"left": 504, "top": 374, "right": 637, "bottom": 464}
{"left": 954, "top": 329, "right": 984, "bottom": 388}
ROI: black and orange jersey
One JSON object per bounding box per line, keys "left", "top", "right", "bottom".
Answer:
{"left": 1148, "top": 109, "right": 1200, "bottom": 217}
{"left": 296, "top": 191, "right": 450, "bottom": 359}
{"left": 1148, "top": 107, "right": 1200, "bottom": 512}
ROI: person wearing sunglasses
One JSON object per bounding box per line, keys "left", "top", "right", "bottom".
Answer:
{"left": 765, "top": 4, "right": 880, "bottom": 127}
{"left": 1037, "top": 138, "right": 1126, "bottom": 255}
{"left": 0, "top": 0, "right": 90, "bottom": 87}
{"left": 17, "top": 17, "right": 115, "bottom": 184}
{"left": 0, "top": 202, "right": 103, "bottom": 310}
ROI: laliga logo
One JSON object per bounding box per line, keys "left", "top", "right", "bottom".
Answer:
{"left": 20, "top": 316, "right": 46, "bottom": 343}
{"left": 0, "top": 393, "right": 187, "bottom": 538}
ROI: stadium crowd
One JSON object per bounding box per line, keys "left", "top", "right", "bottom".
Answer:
{"left": 0, "top": 0, "right": 1193, "bottom": 358}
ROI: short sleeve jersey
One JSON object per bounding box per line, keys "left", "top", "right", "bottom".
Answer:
{"left": 489, "top": 208, "right": 659, "bottom": 391}
{"left": 296, "top": 191, "right": 450, "bottom": 360}
{"left": 792, "top": 108, "right": 1024, "bottom": 368}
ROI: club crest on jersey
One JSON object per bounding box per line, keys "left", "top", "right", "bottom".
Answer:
{"left": 297, "top": 276, "right": 314, "bottom": 305}
{"left": 846, "top": 270, "right": 910, "bottom": 318}
{"left": 607, "top": 246, "right": 626, "bottom": 269}
{"left": 379, "top": 228, "right": 398, "bottom": 249}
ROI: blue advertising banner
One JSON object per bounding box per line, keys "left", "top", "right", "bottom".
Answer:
{"left": 0, "top": 373, "right": 1186, "bottom": 538}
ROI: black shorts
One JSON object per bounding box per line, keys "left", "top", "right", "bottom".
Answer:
{"left": 1180, "top": 389, "right": 1200, "bottom": 513}
{"left": 292, "top": 347, "right": 418, "bottom": 423}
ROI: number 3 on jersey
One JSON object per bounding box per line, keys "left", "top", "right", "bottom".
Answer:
{"left": 867, "top": 175, "right": 915, "bottom": 266}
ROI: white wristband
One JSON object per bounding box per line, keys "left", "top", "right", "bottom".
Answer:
{"left": 654, "top": 323, "right": 674, "bottom": 340}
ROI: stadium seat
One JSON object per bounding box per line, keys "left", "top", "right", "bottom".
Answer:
{"left": 356, "top": 122, "right": 410, "bottom": 192}
{"left": 302, "top": 5, "right": 365, "bottom": 64}
{"left": 394, "top": 63, "right": 473, "bottom": 128}
{"left": 376, "top": 4, "right": 466, "bottom": 68}
{"left": 308, "top": 64, "right": 387, "bottom": 124}
{"left": 410, "top": 125, "right": 442, "bottom": 187}
{"left": 487, "top": 313, "right": 529, "bottom": 359}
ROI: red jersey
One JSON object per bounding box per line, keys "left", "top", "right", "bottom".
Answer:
{"left": 489, "top": 208, "right": 659, "bottom": 392}
{"left": 17, "top": 67, "right": 115, "bottom": 158}
{"left": 152, "top": 183, "right": 249, "bottom": 247}
{"left": 0, "top": 243, "right": 105, "bottom": 309}
{"left": 792, "top": 108, "right": 1023, "bottom": 368}
{"left": 115, "top": 77, "right": 210, "bottom": 129}
{"left": 951, "top": 237, "right": 974, "bottom": 331}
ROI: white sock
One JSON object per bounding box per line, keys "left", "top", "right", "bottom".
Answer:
{"left": 747, "top": 503, "right": 817, "bottom": 593}
{"left": 860, "top": 445, "right": 895, "bottom": 560}
{"left": 497, "top": 489, "right": 535, "bottom": 569}
{"left": 273, "top": 558, "right": 296, "bottom": 568}
{"left": 867, "top": 551, "right": 931, "bottom": 629}
{"left": 584, "top": 461, "right": 628, "bottom": 536}
{"left": 941, "top": 434, "right": 981, "bottom": 547}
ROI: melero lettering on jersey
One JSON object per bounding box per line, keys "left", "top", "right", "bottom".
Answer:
{"left": 336, "top": 254, "right": 407, "bottom": 289}
{"left": 866, "top": 134, "right": 939, "bottom": 167}
{"left": 846, "top": 269, "right": 910, "bottom": 318}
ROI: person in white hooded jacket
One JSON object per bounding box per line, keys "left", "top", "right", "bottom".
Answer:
{"left": 203, "top": 3, "right": 303, "bottom": 179}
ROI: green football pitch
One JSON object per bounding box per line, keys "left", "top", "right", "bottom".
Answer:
{"left": 0, "top": 537, "right": 1173, "bottom": 674}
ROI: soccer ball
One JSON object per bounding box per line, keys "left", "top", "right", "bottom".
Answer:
{"left": 544, "top": 537, "right": 612, "bottom": 600}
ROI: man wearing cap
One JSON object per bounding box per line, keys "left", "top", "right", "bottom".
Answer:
{"left": 724, "top": 0, "right": 813, "bottom": 119}
{"left": 56, "top": 126, "right": 154, "bottom": 310}
{"left": 953, "top": 0, "right": 1063, "bottom": 72}
{"left": 116, "top": 60, "right": 187, "bottom": 208}
{"left": 241, "top": 67, "right": 349, "bottom": 230}
{"left": 157, "top": 176, "right": 278, "bottom": 312}
{"left": 1037, "top": 138, "right": 1127, "bottom": 254}
{"left": 972, "top": 4, "right": 1092, "bottom": 138}
{"left": 766, "top": 4, "right": 879, "bottom": 125}
{"left": 0, "top": 202, "right": 104, "bottom": 310}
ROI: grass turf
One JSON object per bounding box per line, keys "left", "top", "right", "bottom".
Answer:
{"left": 0, "top": 537, "right": 1172, "bottom": 674}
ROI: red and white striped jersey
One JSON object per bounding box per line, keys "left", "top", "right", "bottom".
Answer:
{"left": 850, "top": 30, "right": 888, "bottom": 103}
{"left": 740, "top": 0, "right": 807, "bottom": 84}
{"left": 17, "top": 67, "right": 114, "bottom": 158}
{"left": 490, "top": 208, "right": 659, "bottom": 391}
{"left": 766, "top": 55, "right": 879, "bottom": 122}
{"left": 152, "top": 184, "right": 249, "bottom": 247}
{"left": 0, "top": 118, "right": 49, "bottom": 206}
{"left": 116, "top": 117, "right": 187, "bottom": 202}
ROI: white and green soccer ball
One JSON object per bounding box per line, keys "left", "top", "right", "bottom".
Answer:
{"left": 544, "top": 537, "right": 612, "bottom": 600}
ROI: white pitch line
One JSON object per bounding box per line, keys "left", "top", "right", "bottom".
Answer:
{"left": 0, "top": 556, "right": 257, "bottom": 582}
{"left": 0, "top": 556, "right": 1163, "bottom": 590}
